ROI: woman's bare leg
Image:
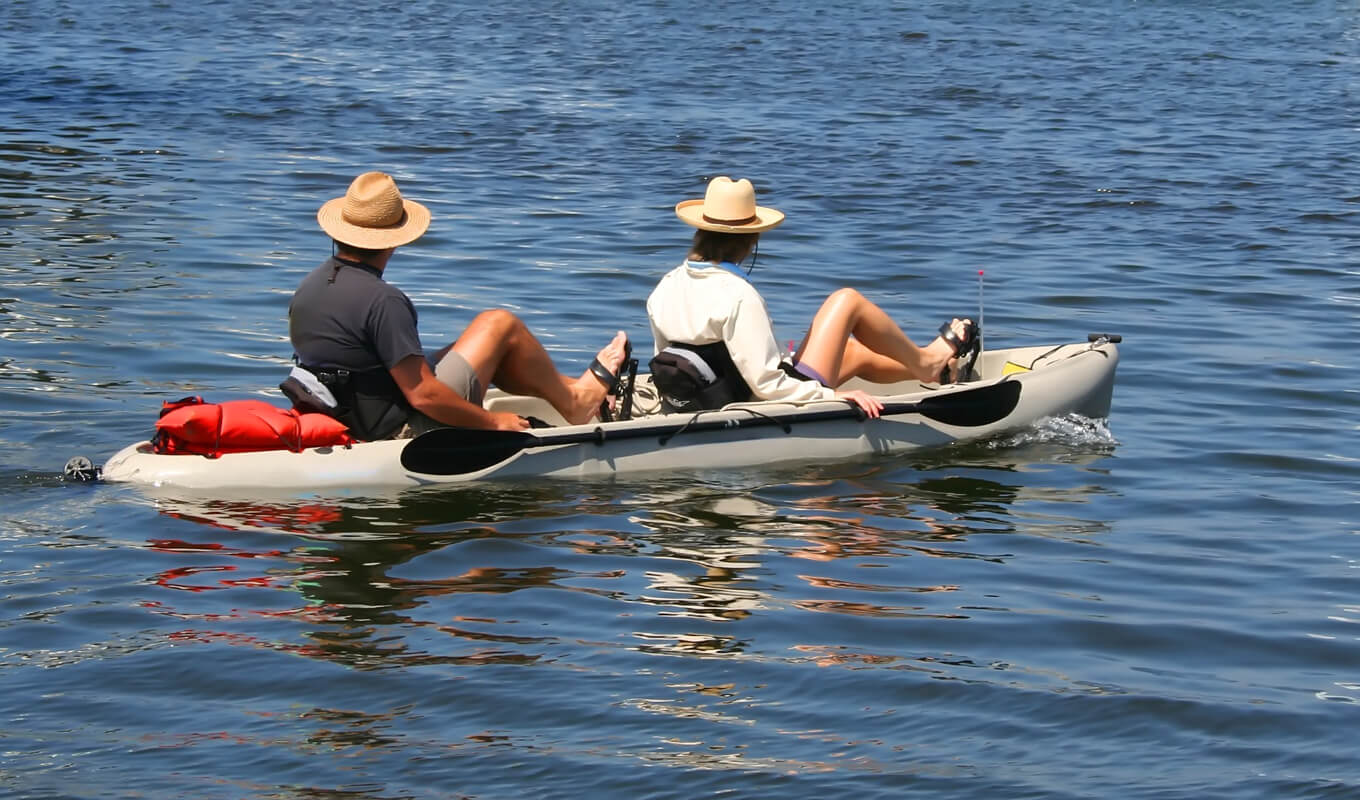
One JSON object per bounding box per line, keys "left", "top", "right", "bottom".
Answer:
{"left": 450, "top": 310, "right": 628, "bottom": 424}
{"left": 794, "top": 288, "right": 967, "bottom": 385}
{"left": 836, "top": 337, "right": 917, "bottom": 384}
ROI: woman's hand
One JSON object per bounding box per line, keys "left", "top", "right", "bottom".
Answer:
{"left": 836, "top": 389, "right": 884, "bottom": 418}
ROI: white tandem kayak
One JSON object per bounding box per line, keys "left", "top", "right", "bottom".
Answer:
{"left": 95, "top": 335, "right": 1120, "bottom": 491}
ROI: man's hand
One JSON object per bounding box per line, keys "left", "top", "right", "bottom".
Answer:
{"left": 490, "top": 411, "right": 530, "bottom": 431}
{"left": 835, "top": 389, "right": 884, "bottom": 418}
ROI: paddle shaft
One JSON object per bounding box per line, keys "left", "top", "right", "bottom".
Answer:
{"left": 470, "top": 385, "right": 1011, "bottom": 450}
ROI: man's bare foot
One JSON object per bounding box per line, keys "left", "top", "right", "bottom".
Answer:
{"left": 564, "top": 330, "right": 629, "bottom": 424}
{"left": 919, "top": 318, "right": 972, "bottom": 383}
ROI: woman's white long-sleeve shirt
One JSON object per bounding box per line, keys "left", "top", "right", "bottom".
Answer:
{"left": 646, "top": 261, "right": 835, "bottom": 403}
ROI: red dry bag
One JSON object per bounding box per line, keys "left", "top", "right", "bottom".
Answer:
{"left": 152, "top": 396, "right": 352, "bottom": 457}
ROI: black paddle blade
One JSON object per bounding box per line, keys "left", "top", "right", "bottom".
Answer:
{"left": 400, "top": 427, "right": 536, "bottom": 476}
{"left": 914, "top": 380, "right": 1021, "bottom": 427}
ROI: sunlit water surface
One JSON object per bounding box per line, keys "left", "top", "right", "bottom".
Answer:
{"left": 2, "top": 1, "right": 1357, "bottom": 798}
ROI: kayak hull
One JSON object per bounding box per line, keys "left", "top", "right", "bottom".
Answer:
{"left": 101, "top": 339, "right": 1118, "bottom": 490}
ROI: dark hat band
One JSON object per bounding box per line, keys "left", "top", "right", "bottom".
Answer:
{"left": 702, "top": 213, "right": 759, "bottom": 226}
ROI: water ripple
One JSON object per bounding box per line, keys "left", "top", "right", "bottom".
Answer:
{"left": 2, "top": 0, "right": 1359, "bottom": 797}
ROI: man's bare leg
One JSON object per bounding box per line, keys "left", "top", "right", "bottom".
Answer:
{"left": 450, "top": 310, "right": 628, "bottom": 424}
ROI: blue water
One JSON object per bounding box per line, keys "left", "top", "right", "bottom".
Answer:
{"left": 3, "top": 1, "right": 1358, "bottom": 797}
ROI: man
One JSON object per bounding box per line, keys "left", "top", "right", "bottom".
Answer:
{"left": 288, "top": 171, "right": 629, "bottom": 440}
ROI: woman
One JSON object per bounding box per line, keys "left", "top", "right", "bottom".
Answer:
{"left": 645, "top": 176, "right": 978, "bottom": 419}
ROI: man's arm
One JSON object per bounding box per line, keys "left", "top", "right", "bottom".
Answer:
{"left": 389, "top": 354, "right": 528, "bottom": 431}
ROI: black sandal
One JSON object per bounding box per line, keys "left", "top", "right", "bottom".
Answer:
{"left": 589, "top": 339, "right": 633, "bottom": 394}
{"left": 591, "top": 338, "right": 635, "bottom": 423}
{"left": 936, "top": 319, "right": 980, "bottom": 384}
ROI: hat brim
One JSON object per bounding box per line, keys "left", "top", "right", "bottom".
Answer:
{"left": 675, "top": 199, "right": 784, "bottom": 233}
{"left": 317, "top": 197, "right": 431, "bottom": 249}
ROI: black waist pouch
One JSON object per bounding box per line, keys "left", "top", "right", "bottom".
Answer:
{"left": 285, "top": 365, "right": 410, "bottom": 441}
{"left": 648, "top": 342, "right": 752, "bottom": 413}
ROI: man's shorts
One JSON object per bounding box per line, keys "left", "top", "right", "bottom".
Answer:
{"left": 431, "top": 348, "right": 485, "bottom": 405}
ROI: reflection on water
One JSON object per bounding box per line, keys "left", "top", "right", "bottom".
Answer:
{"left": 127, "top": 444, "right": 1123, "bottom": 678}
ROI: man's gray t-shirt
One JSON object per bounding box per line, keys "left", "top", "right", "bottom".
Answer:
{"left": 288, "top": 258, "right": 424, "bottom": 371}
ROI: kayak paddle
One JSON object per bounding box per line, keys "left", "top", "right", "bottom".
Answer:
{"left": 399, "top": 380, "right": 1021, "bottom": 477}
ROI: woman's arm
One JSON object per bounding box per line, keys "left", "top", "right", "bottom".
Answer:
{"left": 726, "top": 290, "right": 834, "bottom": 403}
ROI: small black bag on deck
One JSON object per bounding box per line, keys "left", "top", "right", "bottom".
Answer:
{"left": 648, "top": 342, "right": 752, "bottom": 413}
{"left": 280, "top": 364, "right": 410, "bottom": 441}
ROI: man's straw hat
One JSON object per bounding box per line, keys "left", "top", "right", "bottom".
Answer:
{"left": 675, "top": 176, "right": 784, "bottom": 233}
{"left": 317, "top": 172, "right": 430, "bottom": 249}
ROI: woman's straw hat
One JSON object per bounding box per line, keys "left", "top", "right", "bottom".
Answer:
{"left": 317, "top": 172, "right": 431, "bottom": 249}
{"left": 675, "top": 176, "right": 784, "bottom": 233}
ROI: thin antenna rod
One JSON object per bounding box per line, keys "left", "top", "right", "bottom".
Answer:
{"left": 977, "top": 269, "right": 985, "bottom": 357}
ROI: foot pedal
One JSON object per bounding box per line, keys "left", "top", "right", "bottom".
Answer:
{"left": 617, "top": 357, "right": 639, "bottom": 420}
